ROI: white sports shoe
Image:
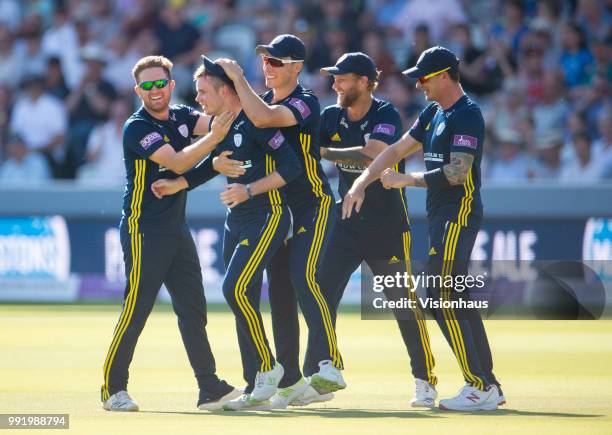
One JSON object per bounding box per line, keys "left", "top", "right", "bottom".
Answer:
{"left": 289, "top": 385, "right": 334, "bottom": 406}
{"left": 103, "top": 390, "right": 139, "bottom": 412}
{"left": 310, "top": 360, "right": 346, "bottom": 394}
{"left": 222, "top": 393, "right": 271, "bottom": 411}
{"left": 269, "top": 377, "right": 309, "bottom": 409}
{"left": 411, "top": 379, "right": 437, "bottom": 408}
{"left": 439, "top": 384, "right": 499, "bottom": 411}
{"left": 251, "top": 362, "right": 284, "bottom": 401}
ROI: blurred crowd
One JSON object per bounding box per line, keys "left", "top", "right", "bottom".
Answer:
{"left": 0, "top": 0, "right": 610, "bottom": 186}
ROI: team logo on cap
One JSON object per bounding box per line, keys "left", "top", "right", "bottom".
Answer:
{"left": 234, "top": 134, "right": 242, "bottom": 147}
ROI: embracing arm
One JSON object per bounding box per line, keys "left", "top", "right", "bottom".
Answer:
{"left": 320, "top": 138, "right": 390, "bottom": 166}
{"left": 381, "top": 151, "right": 474, "bottom": 189}
{"left": 216, "top": 59, "right": 297, "bottom": 128}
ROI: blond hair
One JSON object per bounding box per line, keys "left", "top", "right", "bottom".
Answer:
{"left": 132, "top": 56, "right": 173, "bottom": 83}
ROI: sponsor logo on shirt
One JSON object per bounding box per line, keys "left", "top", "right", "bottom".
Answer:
{"left": 453, "top": 134, "right": 478, "bottom": 149}
{"left": 372, "top": 123, "right": 395, "bottom": 136}
{"left": 139, "top": 132, "right": 163, "bottom": 150}
{"left": 331, "top": 133, "right": 341, "bottom": 141}
{"left": 340, "top": 117, "right": 349, "bottom": 129}
{"left": 233, "top": 120, "right": 245, "bottom": 130}
{"left": 288, "top": 98, "right": 311, "bottom": 119}
{"left": 424, "top": 152, "right": 444, "bottom": 162}
{"left": 268, "top": 130, "right": 285, "bottom": 149}
{"left": 360, "top": 120, "right": 369, "bottom": 131}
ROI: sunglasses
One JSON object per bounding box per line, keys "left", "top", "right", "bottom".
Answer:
{"left": 262, "top": 56, "right": 303, "bottom": 68}
{"left": 138, "top": 79, "right": 169, "bottom": 91}
{"left": 417, "top": 67, "right": 451, "bottom": 84}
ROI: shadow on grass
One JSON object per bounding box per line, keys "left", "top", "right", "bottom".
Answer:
{"left": 140, "top": 407, "right": 603, "bottom": 419}
{"left": 428, "top": 408, "right": 604, "bottom": 418}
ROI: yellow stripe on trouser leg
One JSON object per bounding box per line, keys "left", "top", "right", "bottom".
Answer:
{"left": 305, "top": 194, "right": 342, "bottom": 368}
{"left": 441, "top": 223, "right": 475, "bottom": 386}
{"left": 402, "top": 231, "right": 437, "bottom": 386}
{"left": 102, "top": 231, "right": 142, "bottom": 400}
{"left": 233, "top": 210, "right": 281, "bottom": 372}
{"left": 446, "top": 221, "right": 484, "bottom": 390}
{"left": 442, "top": 223, "right": 484, "bottom": 389}
{"left": 102, "top": 160, "right": 145, "bottom": 400}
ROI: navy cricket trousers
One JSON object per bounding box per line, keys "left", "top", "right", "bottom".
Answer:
{"left": 101, "top": 223, "right": 220, "bottom": 401}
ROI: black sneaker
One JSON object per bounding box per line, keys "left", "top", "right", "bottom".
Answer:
{"left": 197, "top": 380, "right": 241, "bottom": 410}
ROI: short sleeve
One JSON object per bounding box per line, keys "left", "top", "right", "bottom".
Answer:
{"left": 256, "top": 127, "right": 301, "bottom": 183}
{"left": 449, "top": 109, "right": 484, "bottom": 156}
{"left": 369, "top": 105, "right": 402, "bottom": 145}
{"left": 123, "top": 120, "right": 168, "bottom": 159}
{"left": 408, "top": 106, "right": 431, "bottom": 144}
{"left": 176, "top": 105, "right": 203, "bottom": 138}
{"left": 281, "top": 93, "right": 319, "bottom": 127}
{"left": 318, "top": 108, "right": 333, "bottom": 148}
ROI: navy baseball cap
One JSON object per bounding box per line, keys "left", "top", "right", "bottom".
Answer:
{"left": 200, "top": 55, "right": 235, "bottom": 90}
{"left": 255, "top": 34, "right": 306, "bottom": 61}
{"left": 402, "top": 46, "right": 459, "bottom": 79}
{"left": 320, "top": 52, "right": 377, "bottom": 80}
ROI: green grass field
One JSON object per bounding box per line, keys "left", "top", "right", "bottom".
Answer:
{"left": 1, "top": 304, "right": 611, "bottom": 434}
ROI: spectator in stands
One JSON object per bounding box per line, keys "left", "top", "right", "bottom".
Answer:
{"left": 590, "top": 35, "right": 611, "bottom": 81}
{"left": 17, "top": 29, "right": 47, "bottom": 78}
{"left": 575, "top": 0, "right": 610, "bottom": 41}
{"left": 451, "top": 23, "right": 515, "bottom": 98}
{"left": 0, "top": 25, "right": 23, "bottom": 88}
{"left": 77, "top": 97, "right": 132, "bottom": 185}
{"left": 490, "top": 0, "right": 530, "bottom": 56}
{"left": 45, "top": 56, "right": 69, "bottom": 100}
{"left": 153, "top": 4, "right": 202, "bottom": 97}
{"left": 592, "top": 108, "right": 612, "bottom": 178}
{"left": 517, "top": 44, "right": 546, "bottom": 105}
{"left": 41, "top": 6, "right": 79, "bottom": 87}
{"left": 532, "top": 69, "right": 569, "bottom": 138}
{"left": 0, "top": 134, "right": 51, "bottom": 184}
{"left": 103, "top": 33, "right": 145, "bottom": 95}
{"left": 0, "top": 84, "right": 12, "bottom": 160}
{"left": 9, "top": 74, "right": 67, "bottom": 177}
{"left": 488, "top": 128, "right": 530, "bottom": 182}
{"left": 560, "top": 21, "right": 594, "bottom": 88}
{"left": 393, "top": 0, "right": 466, "bottom": 43}
{"left": 64, "top": 43, "right": 116, "bottom": 178}
{"left": 560, "top": 131, "right": 601, "bottom": 183}
{"left": 529, "top": 132, "right": 564, "bottom": 179}
{"left": 404, "top": 24, "right": 432, "bottom": 72}
{"left": 362, "top": 31, "right": 398, "bottom": 77}
{"left": 488, "top": 80, "right": 531, "bottom": 144}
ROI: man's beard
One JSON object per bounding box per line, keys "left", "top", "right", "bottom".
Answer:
{"left": 338, "top": 89, "right": 359, "bottom": 108}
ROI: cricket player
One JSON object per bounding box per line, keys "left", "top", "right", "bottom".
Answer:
{"left": 101, "top": 55, "right": 239, "bottom": 412}
{"left": 342, "top": 46, "right": 504, "bottom": 411}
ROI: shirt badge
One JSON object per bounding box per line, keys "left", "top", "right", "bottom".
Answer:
{"left": 178, "top": 124, "right": 189, "bottom": 138}
{"left": 436, "top": 122, "right": 445, "bottom": 136}
{"left": 234, "top": 134, "right": 242, "bottom": 147}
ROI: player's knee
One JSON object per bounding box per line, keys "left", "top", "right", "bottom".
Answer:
{"left": 221, "top": 279, "right": 239, "bottom": 307}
